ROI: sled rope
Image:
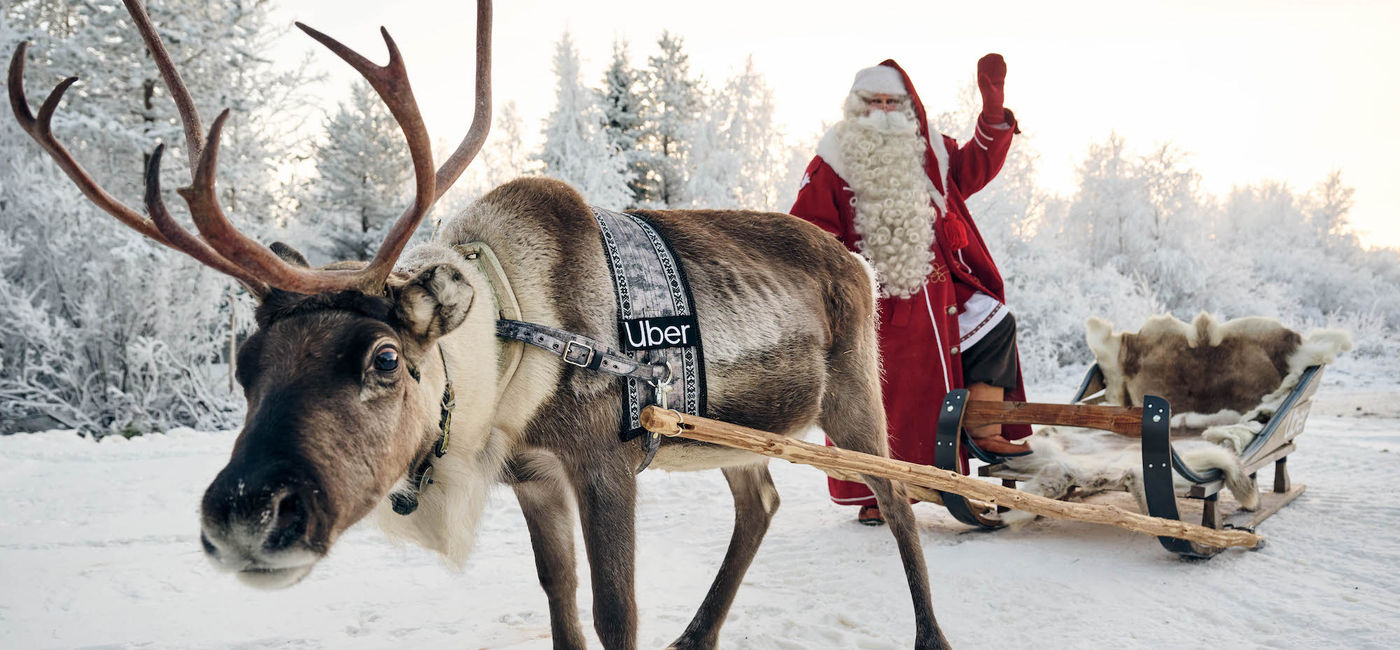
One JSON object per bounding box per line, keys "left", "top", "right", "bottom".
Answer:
{"left": 640, "top": 407, "right": 1261, "bottom": 550}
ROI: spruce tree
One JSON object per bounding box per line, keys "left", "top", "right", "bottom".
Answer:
{"left": 599, "top": 40, "right": 647, "bottom": 206}
{"left": 536, "top": 31, "right": 632, "bottom": 210}
{"left": 639, "top": 31, "right": 703, "bottom": 208}
{"left": 308, "top": 79, "right": 415, "bottom": 262}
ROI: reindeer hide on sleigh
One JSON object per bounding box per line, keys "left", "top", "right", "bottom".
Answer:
{"left": 999, "top": 313, "right": 1351, "bottom": 526}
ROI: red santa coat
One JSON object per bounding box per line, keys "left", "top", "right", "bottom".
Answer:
{"left": 790, "top": 60, "right": 1030, "bottom": 506}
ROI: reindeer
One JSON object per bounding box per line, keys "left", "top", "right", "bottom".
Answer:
{"left": 8, "top": 1, "right": 947, "bottom": 648}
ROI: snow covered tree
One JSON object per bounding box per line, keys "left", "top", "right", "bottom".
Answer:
{"left": 484, "top": 100, "right": 533, "bottom": 187}
{"left": 0, "top": 0, "right": 309, "bottom": 435}
{"left": 774, "top": 135, "right": 819, "bottom": 214}
{"left": 1052, "top": 134, "right": 1251, "bottom": 316}
{"left": 1061, "top": 133, "right": 1145, "bottom": 264}
{"left": 1221, "top": 179, "right": 1380, "bottom": 324}
{"left": 599, "top": 40, "right": 648, "bottom": 206}
{"left": 430, "top": 99, "right": 537, "bottom": 226}
{"left": 934, "top": 82, "right": 1045, "bottom": 250}
{"left": 684, "top": 57, "right": 788, "bottom": 210}
{"left": 535, "top": 31, "right": 632, "bottom": 210}
{"left": 304, "top": 79, "right": 415, "bottom": 262}
{"left": 637, "top": 31, "right": 703, "bottom": 208}
{"left": 1304, "top": 170, "right": 1356, "bottom": 248}
{"left": 684, "top": 113, "right": 739, "bottom": 209}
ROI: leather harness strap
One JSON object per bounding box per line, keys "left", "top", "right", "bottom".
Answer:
{"left": 495, "top": 319, "right": 670, "bottom": 383}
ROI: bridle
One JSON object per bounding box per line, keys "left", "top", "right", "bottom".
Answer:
{"left": 394, "top": 344, "right": 455, "bottom": 515}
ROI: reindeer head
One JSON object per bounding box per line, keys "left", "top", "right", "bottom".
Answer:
{"left": 9, "top": 0, "right": 492, "bottom": 588}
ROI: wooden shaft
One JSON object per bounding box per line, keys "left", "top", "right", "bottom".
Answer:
{"left": 964, "top": 400, "right": 1144, "bottom": 436}
{"left": 641, "top": 407, "right": 1260, "bottom": 550}
{"left": 819, "top": 465, "right": 945, "bottom": 505}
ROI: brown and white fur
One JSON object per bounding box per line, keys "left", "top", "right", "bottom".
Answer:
{"left": 1000, "top": 312, "right": 1350, "bottom": 526}
{"left": 200, "top": 178, "right": 947, "bottom": 650}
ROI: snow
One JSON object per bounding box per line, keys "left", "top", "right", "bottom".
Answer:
{"left": 2, "top": 379, "right": 1399, "bottom": 649}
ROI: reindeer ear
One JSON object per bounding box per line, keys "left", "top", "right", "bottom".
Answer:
{"left": 269, "top": 242, "right": 311, "bottom": 268}
{"left": 389, "top": 262, "right": 475, "bottom": 344}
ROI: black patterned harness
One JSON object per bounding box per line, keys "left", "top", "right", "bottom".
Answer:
{"left": 495, "top": 207, "right": 707, "bottom": 472}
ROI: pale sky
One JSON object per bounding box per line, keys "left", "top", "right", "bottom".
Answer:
{"left": 271, "top": 0, "right": 1400, "bottom": 248}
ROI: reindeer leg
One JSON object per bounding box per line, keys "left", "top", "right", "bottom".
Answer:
{"left": 857, "top": 474, "right": 947, "bottom": 649}
{"left": 668, "top": 462, "right": 780, "bottom": 650}
{"left": 508, "top": 452, "right": 588, "bottom": 650}
{"left": 567, "top": 459, "right": 639, "bottom": 650}
{"left": 821, "top": 334, "right": 949, "bottom": 649}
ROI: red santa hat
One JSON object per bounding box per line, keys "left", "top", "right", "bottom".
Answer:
{"left": 863, "top": 59, "right": 970, "bottom": 250}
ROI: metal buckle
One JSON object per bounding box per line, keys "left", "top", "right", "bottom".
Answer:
{"left": 563, "top": 340, "right": 595, "bottom": 367}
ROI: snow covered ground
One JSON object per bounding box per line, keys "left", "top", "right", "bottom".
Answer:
{"left": 2, "top": 372, "right": 1398, "bottom": 649}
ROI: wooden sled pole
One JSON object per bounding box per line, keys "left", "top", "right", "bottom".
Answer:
{"left": 812, "top": 463, "right": 944, "bottom": 505}
{"left": 640, "top": 407, "right": 1260, "bottom": 550}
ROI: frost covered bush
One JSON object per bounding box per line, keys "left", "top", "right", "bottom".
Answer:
{"left": 0, "top": 1, "right": 305, "bottom": 435}
{"left": 1000, "top": 241, "right": 1160, "bottom": 382}
{"left": 0, "top": 172, "right": 248, "bottom": 434}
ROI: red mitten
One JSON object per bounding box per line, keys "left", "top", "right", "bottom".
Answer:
{"left": 977, "top": 53, "right": 1007, "bottom": 124}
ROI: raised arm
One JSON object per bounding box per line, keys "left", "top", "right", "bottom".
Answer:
{"left": 948, "top": 53, "right": 1017, "bottom": 196}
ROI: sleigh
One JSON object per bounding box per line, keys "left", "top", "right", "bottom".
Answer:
{"left": 641, "top": 314, "right": 1347, "bottom": 559}
{"left": 924, "top": 314, "right": 1349, "bottom": 557}
{"left": 931, "top": 361, "right": 1323, "bottom": 558}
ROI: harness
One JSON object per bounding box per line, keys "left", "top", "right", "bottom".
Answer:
{"left": 494, "top": 207, "right": 706, "bottom": 470}
{"left": 391, "top": 210, "right": 706, "bottom": 515}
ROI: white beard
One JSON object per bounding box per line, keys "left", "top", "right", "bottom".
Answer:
{"left": 834, "top": 107, "right": 939, "bottom": 299}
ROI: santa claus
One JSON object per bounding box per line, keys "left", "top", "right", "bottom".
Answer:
{"left": 789, "top": 55, "right": 1031, "bottom": 525}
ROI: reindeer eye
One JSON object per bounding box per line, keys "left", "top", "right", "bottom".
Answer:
{"left": 373, "top": 347, "right": 399, "bottom": 373}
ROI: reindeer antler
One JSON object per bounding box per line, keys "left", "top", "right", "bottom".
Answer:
{"left": 431, "top": 0, "right": 494, "bottom": 202}
{"left": 7, "top": 43, "right": 270, "bottom": 294}
{"left": 9, "top": 0, "right": 493, "bottom": 297}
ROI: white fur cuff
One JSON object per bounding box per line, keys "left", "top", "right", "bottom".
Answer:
{"left": 850, "top": 65, "right": 906, "bottom": 96}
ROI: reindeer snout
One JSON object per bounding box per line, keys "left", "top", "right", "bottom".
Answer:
{"left": 199, "top": 462, "right": 324, "bottom": 586}
{"left": 263, "top": 488, "right": 309, "bottom": 552}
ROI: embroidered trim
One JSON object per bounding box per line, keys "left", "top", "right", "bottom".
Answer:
{"left": 928, "top": 262, "right": 949, "bottom": 284}
{"left": 959, "top": 302, "right": 1005, "bottom": 344}
{"left": 592, "top": 207, "right": 707, "bottom": 447}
